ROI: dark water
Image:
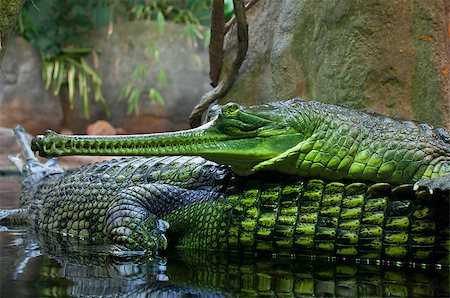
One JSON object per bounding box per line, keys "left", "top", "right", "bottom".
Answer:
{"left": 0, "top": 176, "right": 449, "bottom": 297}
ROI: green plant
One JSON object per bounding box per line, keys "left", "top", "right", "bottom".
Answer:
{"left": 43, "top": 48, "right": 109, "bottom": 118}
{"left": 16, "top": 0, "right": 216, "bottom": 116}
{"left": 18, "top": 0, "right": 110, "bottom": 117}
{"left": 119, "top": 55, "right": 167, "bottom": 115}
{"left": 118, "top": 0, "right": 212, "bottom": 113}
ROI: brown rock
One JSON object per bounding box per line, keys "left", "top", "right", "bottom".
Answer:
{"left": 86, "top": 120, "right": 117, "bottom": 135}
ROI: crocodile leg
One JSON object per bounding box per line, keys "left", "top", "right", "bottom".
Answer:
{"left": 250, "top": 138, "right": 313, "bottom": 174}
{"left": 105, "top": 184, "right": 170, "bottom": 255}
{"left": 414, "top": 174, "right": 450, "bottom": 194}
{"left": 105, "top": 182, "right": 220, "bottom": 255}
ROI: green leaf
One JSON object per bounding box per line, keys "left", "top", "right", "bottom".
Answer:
{"left": 146, "top": 41, "right": 161, "bottom": 62}
{"left": 133, "top": 5, "right": 144, "bottom": 19}
{"left": 127, "top": 88, "right": 141, "bottom": 114}
{"left": 53, "top": 59, "right": 65, "bottom": 95}
{"left": 119, "top": 83, "right": 133, "bottom": 100}
{"left": 78, "top": 71, "right": 89, "bottom": 118}
{"left": 148, "top": 88, "right": 164, "bottom": 105}
{"left": 80, "top": 58, "right": 102, "bottom": 85}
{"left": 153, "top": 48, "right": 160, "bottom": 62}
{"left": 52, "top": 60, "right": 60, "bottom": 82}
{"left": 156, "top": 11, "right": 165, "bottom": 34}
{"left": 133, "top": 64, "right": 148, "bottom": 80}
{"left": 224, "top": 0, "right": 235, "bottom": 21}
{"left": 67, "top": 64, "right": 76, "bottom": 109}
{"left": 203, "top": 28, "right": 211, "bottom": 48}
{"left": 43, "top": 61, "right": 54, "bottom": 90}
{"left": 157, "top": 68, "right": 167, "bottom": 86}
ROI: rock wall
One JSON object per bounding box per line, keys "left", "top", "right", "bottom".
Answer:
{"left": 219, "top": 0, "right": 449, "bottom": 128}
{"left": 0, "top": 21, "right": 210, "bottom": 135}
{"left": 0, "top": 38, "right": 63, "bottom": 135}
{"left": 62, "top": 21, "right": 211, "bottom": 133}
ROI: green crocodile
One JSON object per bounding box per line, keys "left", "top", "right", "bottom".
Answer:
{"left": 2, "top": 127, "right": 449, "bottom": 265}
{"left": 31, "top": 98, "right": 450, "bottom": 191}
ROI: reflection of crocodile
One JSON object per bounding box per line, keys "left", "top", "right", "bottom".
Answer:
{"left": 2, "top": 127, "right": 449, "bottom": 264}
{"left": 3, "top": 229, "right": 449, "bottom": 297}
{"left": 31, "top": 98, "right": 450, "bottom": 191}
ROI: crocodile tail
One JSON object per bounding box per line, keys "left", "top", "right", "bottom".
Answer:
{"left": 9, "top": 125, "right": 64, "bottom": 182}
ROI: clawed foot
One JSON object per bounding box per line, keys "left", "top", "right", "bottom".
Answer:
{"left": 108, "top": 219, "right": 170, "bottom": 257}
{"left": 152, "top": 219, "right": 169, "bottom": 250}
{"left": 413, "top": 174, "right": 450, "bottom": 195}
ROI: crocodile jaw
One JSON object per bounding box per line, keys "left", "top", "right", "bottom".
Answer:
{"left": 32, "top": 120, "right": 301, "bottom": 176}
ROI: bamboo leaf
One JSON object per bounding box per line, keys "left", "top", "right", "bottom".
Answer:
{"left": 157, "top": 68, "right": 167, "bottom": 86}
{"left": 64, "top": 56, "right": 83, "bottom": 69}
{"left": 203, "top": 28, "right": 211, "bottom": 48}
{"left": 148, "top": 87, "right": 164, "bottom": 105}
{"left": 133, "top": 64, "right": 148, "bottom": 80}
{"left": 52, "top": 59, "right": 60, "bottom": 82}
{"left": 43, "top": 61, "right": 54, "bottom": 90}
{"left": 53, "top": 60, "right": 65, "bottom": 95}
{"left": 153, "top": 48, "right": 160, "bottom": 62}
{"left": 156, "top": 11, "right": 165, "bottom": 34}
{"left": 67, "top": 64, "right": 75, "bottom": 109}
{"left": 128, "top": 88, "right": 141, "bottom": 114}
{"left": 80, "top": 58, "right": 101, "bottom": 84}
{"left": 134, "top": 6, "right": 143, "bottom": 20}
{"left": 94, "top": 86, "right": 110, "bottom": 116}
{"left": 119, "top": 83, "right": 133, "bottom": 100}
{"left": 143, "top": 6, "right": 151, "bottom": 17}
{"left": 100, "top": 100, "right": 111, "bottom": 116}
{"left": 78, "top": 71, "right": 89, "bottom": 118}
{"left": 82, "top": 78, "right": 89, "bottom": 118}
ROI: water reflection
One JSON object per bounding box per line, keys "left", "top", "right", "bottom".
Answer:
{"left": 0, "top": 227, "right": 448, "bottom": 297}
{"left": 0, "top": 177, "right": 449, "bottom": 297}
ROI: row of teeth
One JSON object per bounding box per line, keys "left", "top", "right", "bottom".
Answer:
{"left": 40, "top": 136, "right": 224, "bottom": 154}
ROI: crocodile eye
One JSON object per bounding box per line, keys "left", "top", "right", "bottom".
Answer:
{"left": 222, "top": 102, "right": 240, "bottom": 116}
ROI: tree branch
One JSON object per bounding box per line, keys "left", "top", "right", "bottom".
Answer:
{"left": 209, "top": 0, "right": 225, "bottom": 87}
{"left": 189, "top": 0, "right": 249, "bottom": 127}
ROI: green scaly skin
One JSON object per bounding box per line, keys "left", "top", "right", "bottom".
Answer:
{"left": 31, "top": 98, "right": 450, "bottom": 190}
{"left": 4, "top": 156, "right": 448, "bottom": 264}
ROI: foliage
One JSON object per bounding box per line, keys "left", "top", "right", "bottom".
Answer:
{"left": 17, "top": 0, "right": 213, "bottom": 117}
{"left": 42, "top": 48, "right": 109, "bottom": 118}
{"left": 116, "top": 0, "right": 212, "bottom": 114}
{"left": 224, "top": 0, "right": 234, "bottom": 21}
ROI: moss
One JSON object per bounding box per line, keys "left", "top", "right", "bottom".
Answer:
{"left": 0, "top": 0, "right": 24, "bottom": 60}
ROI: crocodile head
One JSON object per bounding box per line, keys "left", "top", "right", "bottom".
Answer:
{"left": 32, "top": 99, "right": 310, "bottom": 176}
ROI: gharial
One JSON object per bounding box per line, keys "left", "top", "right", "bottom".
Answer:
{"left": 32, "top": 98, "right": 450, "bottom": 191}
{"left": 1, "top": 98, "right": 449, "bottom": 264}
